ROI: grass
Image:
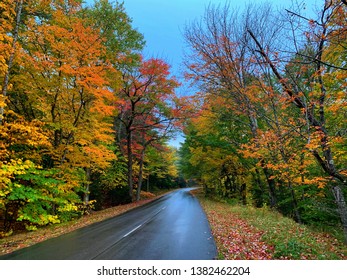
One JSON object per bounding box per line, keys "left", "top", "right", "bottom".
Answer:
{"left": 195, "top": 192, "right": 347, "bottom": 260}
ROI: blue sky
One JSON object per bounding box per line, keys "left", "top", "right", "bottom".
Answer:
{"left": 122, "top": 0, "right": 227, "bottom": 81}
{"left": 84, "top": 0, "right": 319, "bottom": 86}
{"left": 121, "top": 0, "right": 319, "bottom": 81}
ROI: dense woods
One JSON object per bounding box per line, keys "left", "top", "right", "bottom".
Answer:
{"left": 179, "top": 0, "right": 347, "bottom": 243}
{"left": 1, "top": 0, "right": 347, "bottom": 248}
{"left": 0, "top": 0, "right": 181, "bottom": 235}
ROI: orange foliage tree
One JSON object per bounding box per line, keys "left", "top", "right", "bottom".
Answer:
{"left": 0, "top": 0, "right": 124, "bottom": 233}
{"left": 116, "top": 57, "right": 180, "bottom": 201}
{"left": 14, "top": 0, "right": 116, "bottom": 205}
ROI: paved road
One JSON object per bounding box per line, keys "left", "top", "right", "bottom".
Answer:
{"left": 0, "top": 188, "right": 217, "bottom": 260}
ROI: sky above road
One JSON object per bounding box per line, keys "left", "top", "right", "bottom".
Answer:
{"left": 122, "top": 0, "right": 227, "bottom": 82}
{"left": 120, "top": 0, "right": 320, "bottom": 83}
{"left": 84, "top": 0, "right": 321, "bottom": 146}
{"left": 85, "top": 0, "right": 320, "bottom": 87}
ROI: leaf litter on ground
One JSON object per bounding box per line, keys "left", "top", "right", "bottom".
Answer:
{"left": 194, "top": 191, "right": 347, "bottom": 260}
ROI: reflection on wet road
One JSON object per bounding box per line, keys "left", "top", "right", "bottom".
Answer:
{"left": 0, "top": 188, "right": 217, "bottom": 260}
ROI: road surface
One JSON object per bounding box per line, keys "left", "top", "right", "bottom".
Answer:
{"left": 0, "top": 188, "right": 217, "bottom": 260}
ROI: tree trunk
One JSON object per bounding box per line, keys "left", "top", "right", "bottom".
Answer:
{"left": 136, "top": 148, "right": 146, "bottom": 201}
{"left": 249, "top": 115, "right": 258, "bottom": 137}
{"left": 289, "top": 182, "right": 302, "bottom": 224}
{"left": 115, "top": 112, "right": 125, "bottom": 154}
{"left": 83, "top": 167, "right": 92, "bottom": 213}
{"left": 331, "top": 185, "right": 347, "bottom": 244}
{"left": 261, "top": 164, "right": 277, "bottom": 208}
{"left": 127, "top": 130, "right": 134, "bottom": 201}
{"left": 1, "top": 0, "right": 24, "bottom": 125}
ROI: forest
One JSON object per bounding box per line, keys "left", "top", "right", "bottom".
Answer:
{"left": 1, "top": 0, "right": 347, "bottom": 246}
{"left": 179, "top": 0, "right": 347, "bottom": 244}
{"left": 0, "top": 0, "right": 184, "bottom": 235}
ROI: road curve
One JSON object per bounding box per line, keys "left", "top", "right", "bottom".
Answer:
{"left": 0, "top": 188, "right": 217, "bottom": 260}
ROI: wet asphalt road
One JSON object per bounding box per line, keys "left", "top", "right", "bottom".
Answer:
{"left": 0, "top": 188, "right": 217, "bottom": 260}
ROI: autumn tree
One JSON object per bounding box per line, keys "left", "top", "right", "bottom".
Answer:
{"left": 183, "top": 3, "right": 282, "bottom": 207}
{"left": 0, "top": 0, "right": 135, "bottom": 232}
{"left": 133, "top": 117, "right": 176, "bottom": 201}
{"left": 85, "top": 0, "right": 145, "bottom": 60}
{"left": 116, "top": 57, "right": 180, "bottom": 201}
{"left": 15, "top": 1, "right": 117, "bottom": 206}
{"left": 182, "top": 1, "right": 347, "bottom": 242}
{"left": 178, "top": 92, "right": 253, "bottom": 203}
{"left": 0, "top": 0, "right": 22, "bottom": 125}
{"left": 244, "top": 0, "right": 347, "bottom": 242}
{"left": 0, "top": 0, "right": 68, "bottom": 232}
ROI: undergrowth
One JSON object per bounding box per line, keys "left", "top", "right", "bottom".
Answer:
{"left": 196, "top": 194, "right": 347, "bottom": 260}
